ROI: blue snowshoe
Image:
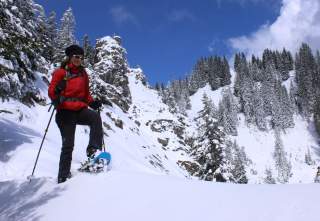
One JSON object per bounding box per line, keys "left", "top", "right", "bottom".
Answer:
{"left": 79, "top": 151, "right": 111, "bottom": 173}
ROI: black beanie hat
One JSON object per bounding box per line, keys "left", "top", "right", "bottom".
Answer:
{"left": 65, "top": 45, "right": 84, "bottom": 57}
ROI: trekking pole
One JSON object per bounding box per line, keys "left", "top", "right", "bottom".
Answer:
{"left": 98, "top": 108, "right": 106, "bottom": 152}
{"left": 28, "top": 104, "right": 55, "bottom": 181}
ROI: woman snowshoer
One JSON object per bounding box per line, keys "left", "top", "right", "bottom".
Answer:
{"left": 48, "top": 44, "right": 103, "bottom": 184}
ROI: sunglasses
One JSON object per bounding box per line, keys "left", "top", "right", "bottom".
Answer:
{"left": 72, "top": 55, "right": 83, "bottom": 59}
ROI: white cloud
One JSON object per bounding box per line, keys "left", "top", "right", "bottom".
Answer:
{"left": 110, "top": 6, "right": 139, "bottom": 26}
{"left": 208, "top": 39, "right": 219, "bottom": 53}
{"left": 228, "top": 0, "right": 320, "bottom": 56}
{"left": 208, "top": 38, "right": 227, "bottom": 53}
{"left": 167, "top": 9, "right": 197, "bottom": 23}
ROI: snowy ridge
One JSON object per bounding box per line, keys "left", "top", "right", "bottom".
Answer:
{"left": 94, "top": 36, "right": 126, "bottom": 69}
{"left": 127, "top": 68, "right": 192, "bottom": 175}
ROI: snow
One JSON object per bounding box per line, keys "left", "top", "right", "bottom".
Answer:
{"left": 282, "top": 70, "right": 295, "bottom": 91}
{"left": 97, "top": 36, "right": 127, "bottom": 55}
{"left": 233, "top": 114, "right": 320, "bottom": 183}
{"left": 1, "top": 172, "right": 319, "bottom": 221}
{"left": 0, "top": 56, "right": 14, "bottom": 70}
{"left": 128, "top": 69, "right": 173, "bottom": 121}
{"left": 187, "top": 83, "right": 225, "bottom": 120}
{"left": 0, "top": 29, "right": 4, "bottom": 39}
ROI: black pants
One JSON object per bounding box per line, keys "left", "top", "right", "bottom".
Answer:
{"left": 56, "top": 108, "right": 103, "bottom": 179}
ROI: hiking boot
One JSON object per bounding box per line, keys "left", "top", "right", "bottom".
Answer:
{"left": 57, "top": 172, "right": 72, "bottom": 184}
{"left": 58, "top": 177, "right": 67, "bottom": 184}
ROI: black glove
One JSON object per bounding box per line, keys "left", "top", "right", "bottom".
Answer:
{"left": 51, "top": 97, "right": 61, "bottom": 108}
{"left": 89, "top": 100, "right": 102, "bottom": 110}
{"left": 54, "top": 80, "right": 67, "bottom": 95}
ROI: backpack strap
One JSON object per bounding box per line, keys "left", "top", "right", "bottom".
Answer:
{"left": 64, "top": 70, "right": 84, "bottom": 81}
{"left": 57, "top": 70, "right": 86, "bottom": 104}
{"left": 59, "top": 96, "right": 87, "bottom": 103}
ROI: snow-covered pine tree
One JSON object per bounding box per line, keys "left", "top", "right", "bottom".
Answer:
{"left": 188, "top": 55, "right": 231, "bottom": 94}
{"left": 252, "top": 82, "right": 267, "bottom": 130}
{"left": 242, "top": 74, "right": 255, "bottom": 125}
{"left": 289, "top": 80, "right": 298, "bottom": 114}
{"left": 279, "top": 48, "right": 293, "bottom": 80}
{"left": 209, "top": 56, "right": 222, "bottom": 90}
{"left": 233, "top": 53, "right": 255, "bottom": 124}
{"left": 305, "top": 148, "right": 314, "bottom": 165}
{"left": 155, "top": 82, "right": 160, "bottom": 91}
{"left": 54, "top": 7, "right": 77, "bottom": 63}
{"left": 273, "top": 129, "right": 292, "bottom": 183}
{"left": 295, "top": 43, "right": 317, "bottom": 118}
{"left": 314, "top": 51, "right": 320, "bottom": 135}
{"left": 193, "top": 93, "right": 216, "bottom": 123}
{"left": 156, "top": 82, "right": 166, "bottom": 100}
{"left": 192, "top": 93, "right": 225, "bottom": 182}
{"left": 234, "top": 53, "right": 244, "bottom": 97}
{"left": 230, "top": 140, "right": 248, "bottom": 184}
{"left": 82, "top": 34, "right": 95, "bottom": 66}
{"left": 188, "top": 72, "right": 201, "bottom": 96}
{"left": 260, "top": 63, "right": 277, "bottom": 116}
{"left": 221, "top": 56, "right": 231, "bottom": 86}
{"left": 264, "top": 168, "right": 276, "bottom": 184}
{"left": 0, "top": 0, "right": 47, "bottom": 104}
{"left": 270, "top": 81, "right": 283, "bottom": 129}
{"left": 166, "top": 82, "right": 179, "bottom": 114}
{"left": 277, "top": 51, "right": 289, "bottom": 81}
{"left": 46, "top": 11, "right": 58, "bottom": 62}
{"left": 207, "top": 56, "right": 220, "bottom": 90}
{"left": 250, "top": 62, "right": 264, "bottom": 82}
{"left": 279, "top": 84, "right": 294, "bottom": 128}
{"left": 284, "top": 49, "right": 294, "bottom": 72}
{"left": 262, "top": 49, "right": 274, "bottom": 69}
{"left": 314, "top": 50, "right": 320, "bottom": 99}
{"left": 314, "top": 98, "right": 320, "bottom": 136}
{"left": 167, "top": 79, "right": 191, "bottom": 115}
{"left": 224, "top": 139, "right": 234, "bottom": 170}
{"left": 90, "top": 36, "right": 131, "bottom": 111}
{"left": 33, "top": 4, "right": 53, "bottom": 62}
{"left": 218, "top": 87, "right": 238, "bottom": 135}
{"left": 223, "top": 140, "right": 250, "bottom": 183}
{"left": 188, "top": 57, "right": 208, "bottom": 95}
{"left": 271, "top": 81, "right": 294, "bottom": 129}
{"left": 178, "top": 84, "right": 191, "bottom": 114}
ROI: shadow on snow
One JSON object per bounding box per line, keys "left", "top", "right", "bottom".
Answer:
{"left": 307, "top": 119, "right": 320, "bottom": 159}
{"left": 0, "top": 119, "right": 42, "bottom": 162}
{"left": 0, "top": 178, "right": 65, "bottom": 221}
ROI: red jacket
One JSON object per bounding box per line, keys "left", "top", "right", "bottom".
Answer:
{"left": 48, "top": 64, "right": 94, "bottom": 111}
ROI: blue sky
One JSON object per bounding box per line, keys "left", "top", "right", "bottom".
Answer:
{"left": 35, "top": 0, "right": 320, "bottom": 85}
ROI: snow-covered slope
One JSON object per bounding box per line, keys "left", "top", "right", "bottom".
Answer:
{"left": 0, "top": 69, "right": 188, "bottom": 181}
{"left": 1, "top": 172, "right": 319, "bottom": 221}
{"left": 1, "top": 67, "right": 320, "bottom": 220}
